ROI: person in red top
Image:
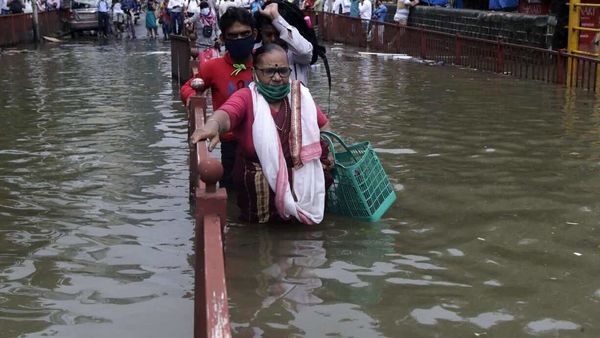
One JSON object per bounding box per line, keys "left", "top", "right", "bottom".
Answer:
{"left": 190, "top": 44, "right": 333, "bottom": 224}
{"left": 181, "top": 7, "right": 258, "bottom": 189}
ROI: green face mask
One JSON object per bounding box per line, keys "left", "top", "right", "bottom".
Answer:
{"left": 255, "top": 80, "right": 291, "bottom": 103}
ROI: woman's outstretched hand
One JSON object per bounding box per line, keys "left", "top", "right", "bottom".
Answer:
{"left": 190, "top": 120, "right": 220, "bottom": 151}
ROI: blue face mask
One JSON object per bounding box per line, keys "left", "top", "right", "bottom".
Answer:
{"left": 224, "top": 35, "right": 254, "bottom": 62}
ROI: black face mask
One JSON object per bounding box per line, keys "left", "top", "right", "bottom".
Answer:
{"left": 224, "top": 35, "right": 255, "bottom": 62}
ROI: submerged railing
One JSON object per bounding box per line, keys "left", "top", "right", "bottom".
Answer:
{"left": 312, "top": 12, "right": 600, "bottom": 93}
{"left": 187, "top": 94, "right": 231, "bottom": 338}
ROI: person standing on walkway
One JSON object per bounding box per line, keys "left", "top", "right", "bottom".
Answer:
{"left": 0, "top": 0, "right": 10, "bottom": 15}
{"left": 168, "top": 0, "right": 184, "bottom": 35}
{"left": 122, "top": 0, "right": 138, "bottom": 38}
{"left": 372, "top": 0, "right": 386, "bottom": 22}
{"left": 349, "top": 0, "right": 358, "bottom": 17}
{"left": 180, "top": 7, "right": 257, "bottom": 189}
{"left": 98, "top": 0, "right": 111, "bottom": 38}
{"left": 358, "top": 0, "right": 371, "bottom": 37}
{"left": 393, "top": 0, "right": 418, "bottom": 26}
{"left": 185, "top": 0, "right": 218, "bottom": 49}
{"left": 254, "top": 1, "right": 314, "bottom": 85}
{"left": 146, "top": 0, "right": 159, "bottom": 38}
{"left": 112, "top": 0, "right": 126, "bottom": 37}
{"left": 372, "top": 0, "right": 386, "bottom": 43}
{"left": 159, "top": 0, "right": 171, "bottom": 39}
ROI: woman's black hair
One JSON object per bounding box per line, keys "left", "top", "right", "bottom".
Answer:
{"left": 253, "top": 43, "right": 287, "bottom": 66}
{"left": 218, "top": 7, "right": 256, "bottom": 33}
{"left": 199, "top": 1, "right": 209, "bottom": 9}
{"left": 255, "top": 0, "right": 331, "bottom": 94}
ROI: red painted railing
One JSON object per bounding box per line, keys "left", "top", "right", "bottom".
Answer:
{"left": 187, "top": 94, "right": 231, "bottom": 338}
{"left": 0, "top": 10, "right": 63, "bottom": 47}
{"left": 313, "top": 12, "right": 600, "bottom": 92}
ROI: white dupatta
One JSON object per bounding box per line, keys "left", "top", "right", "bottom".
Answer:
{"left": 250, "top": 81, "right": 325, "bottom": 224}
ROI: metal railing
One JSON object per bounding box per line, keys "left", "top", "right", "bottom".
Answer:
{"left": 0, "top": 10, "right": 62, "bottom": 47}
{"left": 313, "top": 12, "right": 600, "bottom": 92}
{"left": 187, "top": 94, "right": 231, "bottom": 338}
{"left": 170, "top": 34, "right": 193, "bottom": 84}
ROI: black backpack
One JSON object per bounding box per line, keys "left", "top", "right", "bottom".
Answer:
{"left": 261, "top": 1, "right": 331, "bottom": 91}
{"left": 202, "top": 24, "right": 213, "bottom": 38}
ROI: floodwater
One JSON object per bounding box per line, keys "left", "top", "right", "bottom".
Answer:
{"left": 1, "top": 39, "right": 600, "bottom": 337}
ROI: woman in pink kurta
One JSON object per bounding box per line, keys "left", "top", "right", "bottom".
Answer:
{"left": 190, "top": 43, "right": 333, "bottom": 224}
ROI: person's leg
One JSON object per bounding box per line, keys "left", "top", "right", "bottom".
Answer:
{"left": 131, "top": 13, "right": 137, "bottom": 38}
{"left": 106, "top": 13, "right": 113, "bottom": 35}
{"left": 171, "top": 11, "right": 178, "bottom": 35}
{"left": 168, "top": 10, "right": 174, "bottom": 35}
{"left": 219, "top": 139, "right": 238, "bottom": 190}
{"left": 162, "top": 22, "right": 169, "bottom": 39}
{"left": 103, "top": 13, "right": 110, "bottom": 36}
{"left": 177, "top": 12, "right": 183, "bottom": 35}
{"left": 98, "top": 13, "right": 104, "bottom": 36}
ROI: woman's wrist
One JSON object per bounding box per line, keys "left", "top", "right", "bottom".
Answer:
{"left": 206, "top": 118, "right": 221, "bottom": 133}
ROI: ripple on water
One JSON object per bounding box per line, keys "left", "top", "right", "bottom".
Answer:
{"left": 525, "top": 318, "right": 581, "bottom": 335}
{"left": 410, "top": 305, "right": 514, "bottom": 329}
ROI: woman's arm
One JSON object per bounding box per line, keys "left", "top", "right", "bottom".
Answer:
{"left": 190, "top": 110, "right": 231, "bottom": 151}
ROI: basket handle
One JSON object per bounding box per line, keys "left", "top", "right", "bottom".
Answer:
{"left": 320, "top": 131, "right": 360, "bottom": 163}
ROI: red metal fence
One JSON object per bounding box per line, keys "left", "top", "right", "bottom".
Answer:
{"left": 171, "top": 34, "right": 231, "bottom": 337}
{"left": 171, "top": 34, "right": 193, "bottom": 84}
{"left": 0, "top": 11, "right": 63, "bottom": 47}
{"left": 187, "top": 92, "right": 231, "bottom": 338}
{"left": 314, "top": 12, "right": 600, "bottom": 93}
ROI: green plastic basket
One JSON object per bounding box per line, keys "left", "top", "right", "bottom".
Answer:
{"left": 321, "top": 131, "right": 397, "bottom": 222}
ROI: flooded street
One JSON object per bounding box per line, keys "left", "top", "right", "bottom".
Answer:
{"left": 1, "top": 38, "right": 600, "bottom": 337}
{"left": 0, "top": 40, "right": 193, "bottom": 337}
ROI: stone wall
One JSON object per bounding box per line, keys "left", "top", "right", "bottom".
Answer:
{"left": 385, "top": 6, "right": 556, "bottom": 49}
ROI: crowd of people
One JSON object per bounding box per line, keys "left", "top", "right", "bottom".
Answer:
{"left": 0, "top": 0, "right": 60, "bottom": 14}
{"left": 180, "top": 0, "right": 429, "bottom": 225}
{"left": 183, "top": 2, "right": 333, "bottom": 225}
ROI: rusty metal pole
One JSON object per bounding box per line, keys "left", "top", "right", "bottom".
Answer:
{"left": 420, "top": 27, "right": 426, "bottom": 60}
{"left": 32, "top": 0, "right": 40, "bottom": 43}
{"left": 455, "top": 33, "right": 462, "bottom": 66}
{"left": 496, "top": 38, "right": 504, "bottom": 74}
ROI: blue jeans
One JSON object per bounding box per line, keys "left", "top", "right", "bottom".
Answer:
{"left": 169, "top": 10, "right": 183, "bottom": 35}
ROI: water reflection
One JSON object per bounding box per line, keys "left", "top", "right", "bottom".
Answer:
{"left": 227, "top": 217, "right": 400, "bottom": 337}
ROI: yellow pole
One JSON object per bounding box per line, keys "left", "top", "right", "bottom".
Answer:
{"left": 567, "top": 0, "right": 581, "bottom": 87}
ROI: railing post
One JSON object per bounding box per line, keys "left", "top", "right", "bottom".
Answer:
{"left": 496, "top": 38, "right": 504, "bottom": 73}
{"left": 420, "top": 27, "right": 426, "bottom": 59}
{"left": 455, "top": 33, "right": 462, "bottom": 66}
{"left": 557, "top": 49, "right": 566, "bottom": 85}
{"left": 189, "top": 87, "right": 230, "bottom": 338}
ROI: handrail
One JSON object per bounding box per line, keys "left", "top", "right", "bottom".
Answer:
{"left": 187, "top": 94, "right": 231, "bottom": 338}
{"left": 314, "top": 11, "right": 600, "bottom": 92}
